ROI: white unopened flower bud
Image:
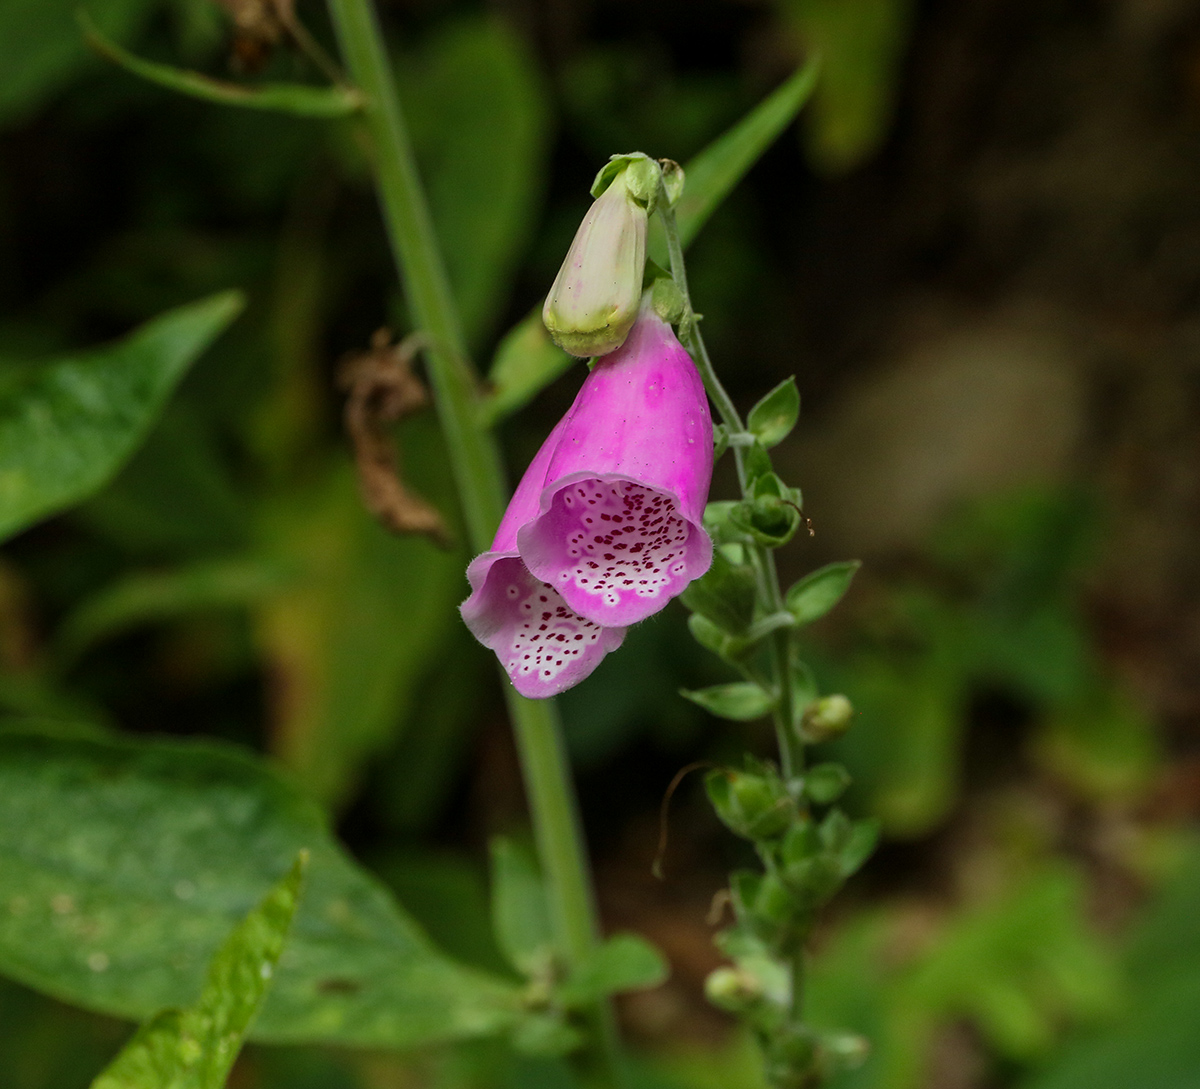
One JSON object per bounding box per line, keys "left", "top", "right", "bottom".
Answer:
{"left": 542, "top": 167, "right": 647, "bottom": 358}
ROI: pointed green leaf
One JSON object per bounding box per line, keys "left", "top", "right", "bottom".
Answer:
{"left": 0, "top": 0, "right": 155, "bottom": 125}
{"left": 674, "top": 60, "right": 821, "bottom": 251}
{"left": 558, "top": 934, "right": 668, "bottom": 1005}
{"left": 401, "top": 18, "right": 551, "bottom": 346}
{"left": 481, "top": 309, "right": 574, "bottom": 425}
{"left": 90, "top": 854, "right": 306, "bottom": 1089}
{"left": 747, "top": 377, "right": 800, "bottom": 449}
{"left": 0, "top": 729, "right": 521, "bottom": 1049}
{"left": 681, "top": 683, "right": 775, "bottom": 721}
{"left": 837, "top": 819, "right": 879, "bottom": 878}
{"left": 785, "top": 560, "right": 861, "bottom": 625}
{"left": 79, "top": 12, "right": 361, "bottom": 118}
{"left": 488, "top": 838, "right": 553, "bottom": 978}
{"left": 54, "top": 556, "right": 293, "bottom": 670}
{"left": 786, "top": 0, "right": 914, "bottom": 174}
{"left": 0, "top": 291, "right": 243, "bottom": 544}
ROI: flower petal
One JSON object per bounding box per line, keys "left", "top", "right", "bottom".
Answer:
{"left": 460, "top": 552, "right": 626, "bottom": 698}
{"left": 519, "top": 308, "right": 714, "bottom": 626}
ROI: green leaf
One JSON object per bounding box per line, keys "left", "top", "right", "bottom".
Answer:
{"left": 0, "top": 0, "right": 155, "bottom": 126}
{"left": 481, "top": 310, "right": 574, "bottom": 425}
{"left": 401, "top": 18, "right": 551, "bottom": 347}
{"left": 54, "top": 555, "right": 293, "bottom": 669}
{"left": 79, "top": 12, "right": 362, "bottom": 119}
{"left": 90, "top": 854, "right": 307, "bottom": 1089}
{"left": 672, "top": 61, "right": 821, "bottom": 252}
{"left": 746, "top": 377, "right": 800, "bottom": 449}
{"left": 784, "top": 0, "right": 915, "bottom": 174}
{"left": 681, "top": 683, "right": 775, "bottom": 721}
{"left": 680, "top": 548, "right": 758, "bottom": 634}
{"left": 836, "top": 819, "right": 879, "bottom": 879}
{"left": 0, "top": 729, "right": 521, "bottom": 1049}
{"left": 785, "top": 560, "right": 861, "bottom": 625}
{"left": 0, "top": 291, "right": 243, "bottom": 544}
{"left": 802, "top": 763, "right": 851, "bottom": 806}
{"left": 254, "top": 446, "right": 466, "bottom": 809}
{"left": 488, "top": 838, "right": 553, "bottom": 978}
{"left": 558, "top": 934, "right": 668, "bottom": 1005}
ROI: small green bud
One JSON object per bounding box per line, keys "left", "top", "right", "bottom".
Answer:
{"left": 650, "top": 276, "right": 685, "bottom": 324}
{"left": 704, "top": 965, "right": 764, "bottom": 1012}
{"left": 800, "top": 694, "right": 854, "bottom": 742}
{"left": 707, "top": 768, "right": 794, "bottom": 840}
{"left": 659, "top": 159, "right": 685, "bottom": 206}
{"left": 820, "top": 1031, "right": 870, "bottom": 1072}
{"left": 543, "top": 167, "right": 648, "bottom": 358}
{"left": 622, "top": 156, "right": 663, "bottom": 210}
{"left": 729, "top": 494, "right": 802, "bottom": 547}
{"left": 803, "top": 763, "right": 851, "bottom": 805}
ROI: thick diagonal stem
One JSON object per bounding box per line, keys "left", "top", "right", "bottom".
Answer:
{"left": 325, "top": 1, "right": 618, "bottom": 1079}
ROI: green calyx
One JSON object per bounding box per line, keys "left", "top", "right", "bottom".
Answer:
{"left": 590, "top": 152, "right": 663, "bottom": 213}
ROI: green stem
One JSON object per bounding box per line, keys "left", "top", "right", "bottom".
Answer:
{"left": 503, "top": 690, "right": 623, "bottom": 1083}
{"left": 325, "top": 1, "right": 618, "bottom": 1078}
{"left": 660, "top": 193, "right": 810, "bottom": 1074}
{"left": 326, "top": 0, "right": 504, "bottom": 549}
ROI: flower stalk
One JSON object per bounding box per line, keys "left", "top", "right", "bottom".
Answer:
{"left": 659, "top": 181, "right": 872, "bottom": 1087}
{"left": 323, "top": 0, "right": 619, "bottom": 1079}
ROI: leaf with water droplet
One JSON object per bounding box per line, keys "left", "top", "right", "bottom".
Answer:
{"left": 89, "top": 853, "right": 306, "bottom": 1089}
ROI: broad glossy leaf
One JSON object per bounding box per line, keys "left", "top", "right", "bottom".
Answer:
{"left": 746, "top": 377, "right": 800, "bottom": 449}
{"left": 785, "top": 560, "right": 861, "bottom": 625}
{"left": 401, "top": 18, "right": 550, "bottom": 346}
{"left": 0, "top": 0, "right": 155, "bottom": 126}
{"left": 482, "top": 310, "right": 574, "bottom": 425}
{"left": 0, "top": 729, "right": 521, "bottom": 1048}
{"left": 55, "top": 555, "right": 293, "bottom": 669}
{"left": 80, "top": 13, "right": 362, "bottom": 119}
{"left": 671, "top": 60, "right": 820, "bottom": 252}
{"left": 681, "top": 682, "right": 775, "bottom": 721}
{"left": 91, "top": 854, "right": 305, "bottom": 1089}
{"left": 0, "top": 291, "right": 243, "bottom": 544}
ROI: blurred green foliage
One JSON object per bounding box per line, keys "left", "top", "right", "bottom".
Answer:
{"left": 0, "top": 1, "right": 1195, "bottom": 1088}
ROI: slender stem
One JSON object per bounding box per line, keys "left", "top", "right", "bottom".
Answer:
{"left": 504, "top": 690, "right": 623, "bottom": 1083}
{"left": 326, "top": 0, "right": 504, "bottom": 550}
{"left": 324, "top": 1, "right": 618, "bottom": 1077}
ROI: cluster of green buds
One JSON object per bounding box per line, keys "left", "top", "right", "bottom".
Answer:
{"left": 700, "top": 754, "right": 877, "bottom": 1086}
{"left": 672, "top": 327, "right": 874, "bottom": 1086}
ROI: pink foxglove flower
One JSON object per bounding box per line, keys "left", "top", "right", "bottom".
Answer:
{"left": 460, "top": 415, "right": 628, "bottom": 699}
{"left": 462, "top": 304, "right": 713, "bottom": 696}
{"left": 520, "top": 305, "right": 713, "bottom": 629}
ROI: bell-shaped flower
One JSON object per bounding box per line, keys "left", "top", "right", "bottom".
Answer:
{"left": 460, "top": 415, "right": 627, "bottom": 699}
{"left": 542, "top": 166, "right": 647, "bottom": 359}
{"left": 518, "top": 303, "right": 714, "bottom": 628}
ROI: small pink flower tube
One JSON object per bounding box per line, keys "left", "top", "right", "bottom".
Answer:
{"left": 460, "top": 415, "right": 627, "bottom": 699}
{"left": 518, "top": 305, "right": 714, "bottom": 628}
